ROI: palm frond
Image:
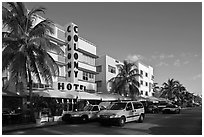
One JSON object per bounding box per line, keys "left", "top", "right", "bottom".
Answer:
{"left": 29, "top": 19, "right": 54, "bottom": 37}
{"left": 28, "top": 6, "right": 46, "bottom": 18}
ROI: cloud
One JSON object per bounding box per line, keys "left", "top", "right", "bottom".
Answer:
{"left": 156, "top": 62, "right": 169, "bottom": 67}
{"left": 180, "top": 52, "right": 200, "bottom": 58}
{"left": 126, "top": 54, "right": 144, "bottom": 62}
{"left": 192, "top": 74, "right": 202, "bottom": 80}
{"left": 183, "top": 60, "right": 190, "bottom": 65}
{"left": 173, "top": 59, "right": 181, "bottom": 67}
{"left": 151, "top": 53, "right": 175, "bottom": 60}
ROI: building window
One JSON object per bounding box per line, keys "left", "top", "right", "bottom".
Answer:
{"left": 83, "top": 54, "right": 95, "bottom": 66}
{"left": 108, "top": 65, "right": 116, "bottom": 74}
{"left": 83, "top": 71, "right": 94, "bottom": 81}
{"left": 145, "top": 91, "right": 148, "bottom": 96}
{"left": 96, "top": 81, "right": 102, "bottom": 87}
{"left": 140, "top": 80, "right": 143, "bottom": 85}
{"left": 96, "top": 65, "right": 102, "bottom": 72}
{"left": 83, "top": 72, "right": 88, "bottom": 81}
{"left": 145, "top": 72, "right": 148, "bottom": 77}
{"left": 146, "top": 82, "right": 148, "bottom": 86}
{"left": 141, "top": 90, "right": 143, "bottom": 95}
{"left": 140, "top": 70, "right": 143, "bottom": 75}
{"left": 89, "top": 73, "right": 94, "bottom": 80}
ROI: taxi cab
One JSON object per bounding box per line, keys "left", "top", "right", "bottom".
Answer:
{"left": 98, "top": 101, "right": 145, "bottom": 126}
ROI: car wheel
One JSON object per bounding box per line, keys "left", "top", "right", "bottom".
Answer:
{"left": 62, "top": 114, "right": 72, "bottom": 123}
{"left": 81, "top": 115, "right": 88, "bottom": 123}
{"left": 118, "top": 117, "right": 125, "bottom": 127}
{"left": 138, "top": 114, "right": 144, "bottom": 123}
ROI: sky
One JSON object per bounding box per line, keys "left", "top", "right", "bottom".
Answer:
{"left": 23, "top": 2, "right": 202, "bottom": 95}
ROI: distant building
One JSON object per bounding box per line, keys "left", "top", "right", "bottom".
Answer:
{"left": 95, "top": 55, "right": 123, "bottom": 94}
{"left": 137, "top": 61, "right": 154, "bottom": 97}
{"left": 96, "top": 55, "right": 154, "bottom": 97}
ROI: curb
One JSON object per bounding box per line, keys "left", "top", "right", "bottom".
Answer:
{"left": 2, "top": 121, "right": 63, "bottom": 133}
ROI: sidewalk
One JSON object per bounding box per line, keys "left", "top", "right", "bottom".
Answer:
{"left": 2, "top": 121, "right": 63, "bottom": 133}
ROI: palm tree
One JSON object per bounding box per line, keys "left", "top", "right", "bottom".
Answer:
{"left": 160, "top": 78, "right": 180, "bottom": 100}
{"left": 2, "top": 2, "right": 63, "bottom": 120}
{"left": 108, "top": 60, "right": 141, "bottom": 100}
{"left": 175, "top": 83, "right": 186, "bottom": 104}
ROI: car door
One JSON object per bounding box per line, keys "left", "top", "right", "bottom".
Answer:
{"left": 125, "top": 102, "right": 134, "bottom": 122}
{"left": 91, "top": 106, "right": 100, "bottom": 119}
{"left": 132, "top": 102, "right": 142, "bottom": 121}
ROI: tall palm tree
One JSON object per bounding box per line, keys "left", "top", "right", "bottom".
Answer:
{"left": 175, "top": 84, "right": 186, "bottom": 101}
{"left": 108, "top": 60, "right": 141, "bottom": 99}
{"left": 160, "top": 78, "right": 180, "bottom": 100}
{"left": 2, "top": 2, "right": 63, "bottom": 119}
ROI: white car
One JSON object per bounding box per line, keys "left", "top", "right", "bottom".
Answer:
{"left": 98, "top": 101, "right": 145, "bottom": 126}
{"left": 62, "top": 105, "right": 101, "bottom": 123}
{"left": 162, "top": 104, "right": 181, "bottom": 114}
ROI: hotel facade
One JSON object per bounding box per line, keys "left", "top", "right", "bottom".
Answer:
{"left": 3, "top": 15, "right": 154, "bottom": 99}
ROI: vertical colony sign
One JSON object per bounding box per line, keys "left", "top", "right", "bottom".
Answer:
{"left": 65, "top": 23, "right": 79, "bottom": 83}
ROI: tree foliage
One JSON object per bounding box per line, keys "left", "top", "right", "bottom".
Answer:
{"left": 108, "top": 60, "right": 141, "bottom": 99}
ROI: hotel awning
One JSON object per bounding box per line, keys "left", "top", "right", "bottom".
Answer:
{"left": 32, "top": 90, "right": 65, "bottom": 98}
{"left": 32, "top": 90, "right": 100, "bottom": 100}
{"left": 65, "top": 91, "right": 101, "bottom": 100}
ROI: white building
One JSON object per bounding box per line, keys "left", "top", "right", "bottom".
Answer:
{"left": 136, "top": 61, "right": 154, "bottom": 97}
{"left": 96, "top": 55, "right": 154, "bottom": 97}
{"left": 95, "top": 55, "right": 122, "bottom": 94}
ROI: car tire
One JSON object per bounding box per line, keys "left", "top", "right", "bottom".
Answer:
{"left": 81, "top": 115, "right": 88, "bottom": 123}
{"left": 138, "top": 114, "right": 144, "bottom": 123}
{"left": 118, "top": 117, "right": 125, "bottom": 127}
{"left": 62, "top": 114, "right": 72, "bottom": 123}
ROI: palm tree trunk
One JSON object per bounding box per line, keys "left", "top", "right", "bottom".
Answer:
{"left": 28, "top": 69, "right": 35, "bottom": 122}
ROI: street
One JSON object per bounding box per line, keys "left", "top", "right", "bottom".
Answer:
{"left": 3, "top": 107, "right": 202, "bottom": 135}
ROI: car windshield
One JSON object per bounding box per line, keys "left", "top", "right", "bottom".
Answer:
{"left": 83, "top": 106, "right": 93, "bottom": 111}
{"left": 108, "top": 103, "right": 126, "bottom": 110}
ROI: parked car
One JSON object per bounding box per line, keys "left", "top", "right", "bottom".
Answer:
{"left": 145, "top": 105, "right": 159, "bottom": 113}
{"left": 162, "top": 104, "right": 181, "bottom": 114}
{"left": 62, "top": 105, "right": 101, "bottom": 123}
{"left": 157, "top": 101, "right": 169, "bottom": 111}
{"left": 98, "top": 101, "right": 145, "bottom": 127}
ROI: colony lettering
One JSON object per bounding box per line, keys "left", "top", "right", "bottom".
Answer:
{"left": 58, "top": 82, "right": 86, "bottom": 91}
{"left": 66, "top": 24, "right": 79, "bottom": 79}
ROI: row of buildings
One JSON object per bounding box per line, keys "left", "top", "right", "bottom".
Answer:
{"left": 3, "top": 16, "right": 154, "bottom": 100}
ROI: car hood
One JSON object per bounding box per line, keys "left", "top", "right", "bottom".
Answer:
{"left": 98, "top": 109, "right": 123, "bottom": 115}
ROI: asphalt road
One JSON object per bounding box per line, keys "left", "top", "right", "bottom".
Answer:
{"left": 4, "top": 107, "right": 202, "bottom": 135}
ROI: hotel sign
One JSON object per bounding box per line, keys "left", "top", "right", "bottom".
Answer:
{"left": 58, "top": 82, "right": 86, "bottom": 91}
